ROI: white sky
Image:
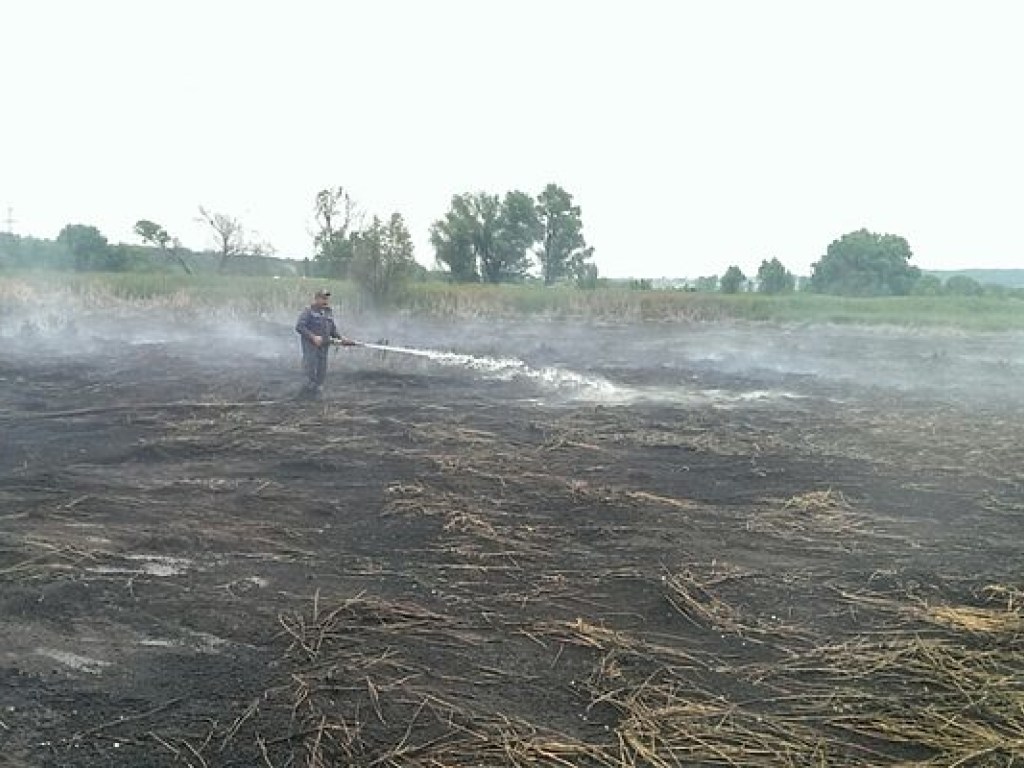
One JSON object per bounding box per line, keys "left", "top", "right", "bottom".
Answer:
{"left": 2, "top": 0, "right": 1022, "bottom": 278}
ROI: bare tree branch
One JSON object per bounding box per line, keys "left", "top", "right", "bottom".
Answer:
{"left": 197, "top": 206, "right": 256, "bottom": 273}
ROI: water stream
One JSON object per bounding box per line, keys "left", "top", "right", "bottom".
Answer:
{"left": 357, "top": 341, "right": 620, "bottom": 396}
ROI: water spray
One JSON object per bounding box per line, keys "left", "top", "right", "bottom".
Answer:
{"left": 332, "top": 338, "right": 618, "bottom": 396}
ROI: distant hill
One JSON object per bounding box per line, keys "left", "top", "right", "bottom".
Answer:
{"left": 926, "top": 269, "right": 1024, "bottom": 288}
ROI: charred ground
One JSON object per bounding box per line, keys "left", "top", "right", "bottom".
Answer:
{"left": 0, "top": 319, "right": 1022, "bottom": 767}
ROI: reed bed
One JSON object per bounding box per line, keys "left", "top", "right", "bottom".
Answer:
{"left": 4, "top": 270, "right": 1024, "bottom": 329}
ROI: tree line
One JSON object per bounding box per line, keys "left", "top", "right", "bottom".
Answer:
{"left": 308, "top": 183, "right": 597, "bottom": 292}
{"left": 0, "top": 181, "right": 598, "bottom": 301}
{"left": 699, "top": 230, "right": 1021, "bottom": 298}
{"left": 1, "top": 202, "right": 1020, "bottom": 300}
{"left": 0, "top": 221, "right": 286, "bottom": 277}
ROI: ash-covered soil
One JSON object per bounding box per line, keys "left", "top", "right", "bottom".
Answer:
{"left": 1, "top": 317, "right": 1022, "bottom": 767}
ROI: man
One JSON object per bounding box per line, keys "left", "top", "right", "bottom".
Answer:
{"left": 295, "top": 289, "right": 355, "bottom": 399}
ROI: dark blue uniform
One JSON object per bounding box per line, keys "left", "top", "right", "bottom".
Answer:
{"left": 295, "top": 306, "right": 341, "bottom": 397}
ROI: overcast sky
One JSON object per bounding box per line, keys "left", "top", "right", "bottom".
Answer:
{"left": 2, "top": 1, "right": 1022, "bottom": 278}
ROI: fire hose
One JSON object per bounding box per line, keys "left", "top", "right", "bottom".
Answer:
{"left": 331, "top": 338, "right": 429, "bottom": 357}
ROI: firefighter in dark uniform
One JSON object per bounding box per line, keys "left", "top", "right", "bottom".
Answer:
{"left": 295, "top": 289, "right": 355, "bottom": 399}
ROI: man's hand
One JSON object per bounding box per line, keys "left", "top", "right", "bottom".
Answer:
{"left": 312, "top": 335, "right": 324, "bottom": 347}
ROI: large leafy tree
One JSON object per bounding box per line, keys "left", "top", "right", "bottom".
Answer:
{"left": 134, "top": 219, "right": 192, "bottom": 275}
{"left": 490, "top": 190, "right": 542, "bottom": 283}
{"left": 431, "top": 190, "right": 543, "bottom": 284}
{"left": 535, "top": 184, "right": 594, "bottom": 285}
{"left": 756, "top": 257, "right": 795, "bottom": 294}
{"left": 720, "top": 265, "right": 746, "bottom": 294}
{"left": 464, "top": 193, "right": 502, "bottom": 283}
{"left": 430, "top": 194, "right": 480, "bottom": 282}
{"left": 351, "top": 212, "right": 417, "bottom": 305}
{"left": 313, "top": 186, "right": 360, "bottom": 278}
{"left": 57, "top": 224, "right": 110, "bottom": 271}
{"left": 809, "top": 229, "right": 920, "bottom": 296}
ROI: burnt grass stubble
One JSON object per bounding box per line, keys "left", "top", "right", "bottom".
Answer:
{"left": 0, "top": 329, "right": 1022, "bottom": 767}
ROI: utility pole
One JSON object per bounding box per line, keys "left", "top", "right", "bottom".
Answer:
{"left": 3, "top": 205, "right": 14, "bottom": 234}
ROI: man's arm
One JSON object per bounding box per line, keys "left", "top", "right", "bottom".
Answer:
{"left": 295, "top": 309, "right": 320, "bottom": 344}
{"left": 328, "top": 318, "right": 358, "bottom": 346}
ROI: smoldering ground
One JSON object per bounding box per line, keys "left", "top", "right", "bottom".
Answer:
{"left": 1, "top": 299, "right": 1022, "bottom": 766}
{"left": 3, "top": 292, "right": 1022, "bottom": 407}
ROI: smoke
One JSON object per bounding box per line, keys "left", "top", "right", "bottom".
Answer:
{"left": 2, "top": 285, "right": 1021, "bottom": 409}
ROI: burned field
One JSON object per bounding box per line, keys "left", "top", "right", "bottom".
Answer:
{"left": 1, "top": 320, "right": 1022, "bottom": 766}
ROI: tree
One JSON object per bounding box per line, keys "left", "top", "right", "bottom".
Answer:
{"left": 756, "top": 257, "right": 795, "bottom": 294}
{"left": 351, "top": 212, "right": 417, "bottom": 304}
{"left": 430, "top": 195, "right": 480, "bottom": 283}
{"left": 431, "top": 190, "right": 542, "bottom": 284}
{"left": 57, "top": 224, "right": 109, "bottom": 271}
{"left": 809, "top": 229, "right": 920, "bottom": 296}
{"left": 695, "top": 275, "right": 719, "bottom": 292}
{"left": 720, "top": 265, "right": 746, "bottom": 294}
{"left": 313, "top": 187, "right": 361, "bottom": 278}
{"left": 491, "top": 190, "right": 542, "bottom": 283}
{"left": 535, "top": 184, "right": 594, "bottom": 285}
{"left": 464, "top": 193, "right": 502, "bottom": 283}
{"left": 944, "top": 274, "right": 984, "bottom": 297}
{"left": 912, "top": 273, "right": 944, "bottom": 296}
{"left": 134, "top": 219, "right": 192, "bottom": 275}
{"left": 197, "top": 206, "right": 272, "bottom": 273}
